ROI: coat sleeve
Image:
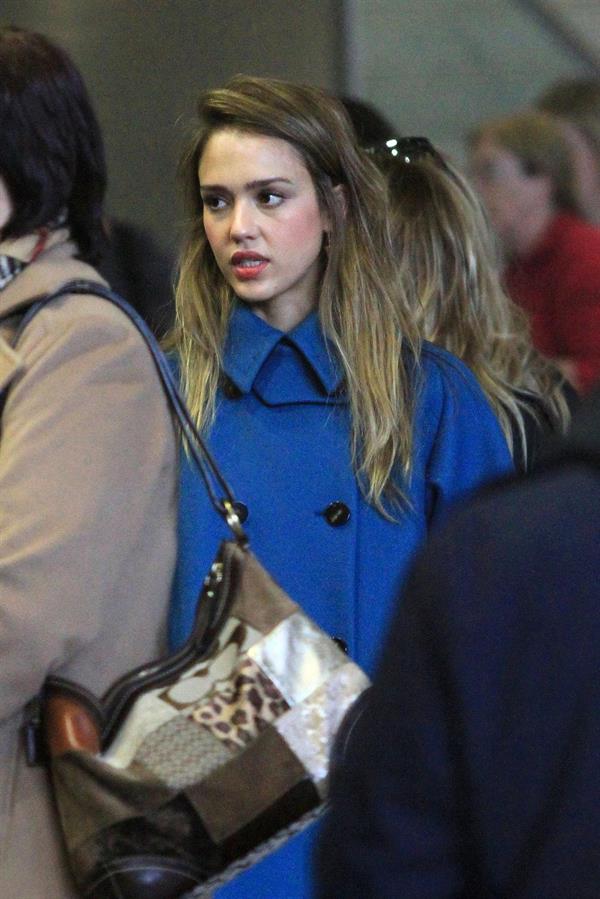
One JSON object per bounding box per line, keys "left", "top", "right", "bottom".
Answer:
{"left": 0, "top": 295, "right": 175, "bottom": 722}
{"left": 418, "top": 350, "right": 513, "bottom": 523}
{"left": 557, "top": 279, "right": 600, "bottom": 393}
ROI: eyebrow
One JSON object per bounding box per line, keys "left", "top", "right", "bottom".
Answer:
{"left": 199, "top": 177, "right": 294, "bottom": 191}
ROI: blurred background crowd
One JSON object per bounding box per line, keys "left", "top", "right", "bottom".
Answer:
{"left": 3, "top": 0, "right": 600, "bottom": 395}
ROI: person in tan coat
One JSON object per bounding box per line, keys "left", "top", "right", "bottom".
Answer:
{"left": 0, "top": 27, "right": 177, "bottom": 897}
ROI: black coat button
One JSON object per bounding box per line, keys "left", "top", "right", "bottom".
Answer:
{"left": 332, "top": 636, "right": 349, "bottom": 654}
{"left": 324, "top": 501, "right": 351, "bottom": 527}
{"left": 232, "top": 501, "right": 249, "bottom": 524}
{"left": 222, "top": 377, "right": 242, "bottom": 399}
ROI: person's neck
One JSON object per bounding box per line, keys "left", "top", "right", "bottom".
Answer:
{"left": 510, "top": 205, "right": 555, "bottom": 259}
{"left": 250, "top": 293, "right": 317, "bottom": 333}
{"left": 0, "top": 226, "right": 70, "bottom": 263}
{"left": 583, "top": 193, "right": 600, "bottom": 226}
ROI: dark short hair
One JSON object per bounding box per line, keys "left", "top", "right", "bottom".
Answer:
{"left": 0, "top": 26, "right": 106, "bottom": 262}
{"left": 537, "top": 78, "right": 600, "bottom": 162}
{"left": 339, "top": 96, "right": 397, "bottom": 148}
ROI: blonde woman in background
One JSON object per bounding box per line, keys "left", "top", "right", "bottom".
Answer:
{"left": 372, "top": 136, "right": 572, "bottom": 470}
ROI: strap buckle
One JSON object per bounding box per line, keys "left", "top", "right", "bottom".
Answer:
{"left": 22, "top": 696, "right": 46, "bottom": 766}
{"left": 222, "top": 499, "right": 249, "bottom": 546}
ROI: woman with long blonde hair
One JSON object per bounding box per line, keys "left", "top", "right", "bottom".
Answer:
{"left": 373, "top": 137, "right": 571, "bottom": 470}
{"left": 168, "top": 76, "right": 511, "bottom": 899}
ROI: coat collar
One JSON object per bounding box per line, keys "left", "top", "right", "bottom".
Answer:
{"left": 0, "top": 239, "right": 105, "bottom": 393}
{"left": 0, "top": 238, "right": 104, "bottom": 319}
{"left": 223, "top": 303, "right": 345, "bottom": 402}
{"left": 0, "top": 226, "right": 69, "bottom": 264}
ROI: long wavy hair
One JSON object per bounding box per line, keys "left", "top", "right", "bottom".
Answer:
{"left": 169, "top": 75, "right": 420, "bottom": 513}
{"left": 376, "top": 143, "right": 570, "bottom": 460}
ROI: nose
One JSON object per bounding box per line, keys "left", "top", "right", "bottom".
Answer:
{"left": 229, "top": 199, "right": 257, "bottom": 242}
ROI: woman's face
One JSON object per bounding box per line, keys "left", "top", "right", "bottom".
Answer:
{"left": 199, "top": 128, "right": 329, "bottom": 331}
{"left": 469, "top": 136, "right": 533, "bottom": 254}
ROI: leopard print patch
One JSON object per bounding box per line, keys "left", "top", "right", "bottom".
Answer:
{"left": 190, "top": 657, "right": 289, "bottom": 752}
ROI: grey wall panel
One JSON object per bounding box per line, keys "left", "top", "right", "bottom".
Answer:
{"left": 343, "top": 0, "right": 595, "bottom": 165}
{"left": 1, "top": 1, "right": 342, "bottom": 250}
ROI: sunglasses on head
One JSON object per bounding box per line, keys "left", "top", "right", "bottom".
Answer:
{"left": 365, "top": 136, "right": 450, "bottom": 172}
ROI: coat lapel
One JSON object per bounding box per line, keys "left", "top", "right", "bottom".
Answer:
{"left": 0, "top": 336, "right": 24, "bottom": 393}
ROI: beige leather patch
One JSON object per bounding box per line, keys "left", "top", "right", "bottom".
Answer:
{"left": 0, "top": 336, "right": 24, "bottom": 392}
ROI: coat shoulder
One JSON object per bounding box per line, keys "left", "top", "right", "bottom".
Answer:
{"left": 414, "top": 341, "right": 498, "bottom": 436}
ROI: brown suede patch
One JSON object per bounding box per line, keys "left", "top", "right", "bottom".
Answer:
{"left": 228, "top": 544, "right": 297, "bottom": 634}
{"left": 186, "top": 725, "right": 307, "bottom": 842}
{"left": 52, "top": 752, "right": 174, "bottom": 852}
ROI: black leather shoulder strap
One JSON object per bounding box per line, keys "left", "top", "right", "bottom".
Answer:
{"left": 2, "top": 278, "right": 247, "bottom": 542}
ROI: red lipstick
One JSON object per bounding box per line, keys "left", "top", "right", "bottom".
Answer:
{"left": 230, "top": 251, "right": 268, "bottom": 280}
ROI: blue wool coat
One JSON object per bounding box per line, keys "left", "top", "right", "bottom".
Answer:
{"left": 170, "top": 303, "right": 512, "bottom": 898}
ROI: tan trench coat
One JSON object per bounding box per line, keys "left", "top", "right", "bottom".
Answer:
{"left": 0, "top": 241, "right": 177, "bottom": 896}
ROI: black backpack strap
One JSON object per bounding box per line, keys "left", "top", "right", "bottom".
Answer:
{"left": 2, "top": 278, "right": 247, "bottom": 543}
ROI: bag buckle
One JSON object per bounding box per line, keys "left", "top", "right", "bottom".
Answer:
{"left": 22, "top": 696, "right": 46, "bottom": 766}
{"left": 222, "top": 499, "right": 249, "bottom": 546}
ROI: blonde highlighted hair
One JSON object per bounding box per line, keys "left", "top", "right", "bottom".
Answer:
{"left": 376, "top": 145, "right": 570, "bottom": 461}
{"left": 169, "top": 75, "right": 421, "bottom": 513}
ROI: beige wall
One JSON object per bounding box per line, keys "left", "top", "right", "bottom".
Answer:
{"left": 1, "top": 1, "right": 343, "bottom": 251}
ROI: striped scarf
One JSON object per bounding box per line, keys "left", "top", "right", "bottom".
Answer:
{"left": 0, "top": 254, "right": 24, "bottom": 291}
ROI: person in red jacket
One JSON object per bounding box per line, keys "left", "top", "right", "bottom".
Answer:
{"left": 469, "top": 110, "right": 600, "bottom": 394}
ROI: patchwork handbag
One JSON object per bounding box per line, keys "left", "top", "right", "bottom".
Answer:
{"left": 16, "top": 281, "right": 371, "bottom": 899}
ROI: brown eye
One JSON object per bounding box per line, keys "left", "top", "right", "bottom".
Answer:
{"left": 202, "top": 194, "right": 227, "bottom": 211}
{"left": 257, "top": 191, "right": 284, "bottom": 207}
